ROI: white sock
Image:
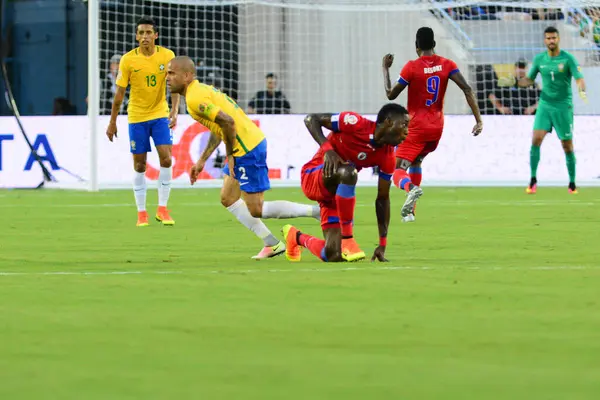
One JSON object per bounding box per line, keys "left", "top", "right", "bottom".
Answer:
{"left": 262, "top": 201, "right": 321, "bottom": 219}
{"left": 226, "top": 199, "right": 279, "bottom": 246}
{"left": 158, "top": 167, "right": 172, "bottom": 207}
{"left": 133, "top": 171, "right": 147, "bottom": 212}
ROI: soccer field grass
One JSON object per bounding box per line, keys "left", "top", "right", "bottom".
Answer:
{"left": 1, "top": 187, "right": 599, "bottom": 399}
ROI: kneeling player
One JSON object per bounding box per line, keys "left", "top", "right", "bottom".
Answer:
{"left": 282, "top": 104, "right": 409, "bottom": 263}
{"left": 167, "top": 56, "right": 319, "bottom": 259}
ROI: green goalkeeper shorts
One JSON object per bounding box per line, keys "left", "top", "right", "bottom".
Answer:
{"left": 533, "top": 103, "right": 574, "bottom": 140}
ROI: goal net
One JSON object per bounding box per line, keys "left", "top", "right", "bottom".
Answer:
{"left": 94, "top": 0, "right": 600, "bottom": 116}
{"left": 83, "top": 0, "right": 600, "bottom": 190}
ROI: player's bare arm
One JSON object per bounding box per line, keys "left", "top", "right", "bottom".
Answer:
{"left": 382, "top": 54, "right": 406, "bottom": 100}
{"left": 450, "top": 71, "right": 483, "bottom": 136}
{"left": 190, "top": 133, "right": 222, "bottom": 184}
{"left": 303, "top": 113, "right": 334, "bottom": 144}
{"left": 106, "top": 85, "right": 127, "bottom": 142}
{"left": 303, "top": 113, "right": 344, "bottom": 178}
{"left": 214, "top": 110, "right": 237, "bottom": 179}
{"left": 169, "top": 93, "right": 180, "bottom": 129}
{"left": 372, "top": 176, "right": 391, "bottom": 262}
{"left": 200, "top": 133, "right": 222, "bottom": 163}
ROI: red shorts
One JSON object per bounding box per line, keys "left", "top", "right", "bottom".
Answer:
{"left": 301, "top": 165, "right": 339, "bottom": 229}
{"left": 395, "top": 132, "right": 441, "bottom": 163}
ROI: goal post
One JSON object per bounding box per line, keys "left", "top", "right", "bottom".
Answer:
{"left": 88, "top": 0, "right": 99, "bottom": 192}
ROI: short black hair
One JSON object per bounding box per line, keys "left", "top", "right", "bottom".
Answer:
{"left": 544, "top": 26, "right": 559, "bottom": 35}
{"left": 266, "top": 73, "right": 277, "bottom": 79}
{"left": 515, "top": 58, "right": 527, "bottom": 68}
{"left": 416, "top": 27, "right": 435, "bottom": 51}
{"left": 376, "top": 103, "right": 408, "bottom": 124}
{"left": 137, "top": 16, "right": 157, "bottom": 31}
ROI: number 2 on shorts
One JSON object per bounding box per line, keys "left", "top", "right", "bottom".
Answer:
{"left": 238, "top": 166, "right": 248, "bottom": 180}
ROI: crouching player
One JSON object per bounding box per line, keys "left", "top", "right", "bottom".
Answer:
{"left": 282, "top": 104, "right": 409, "bottom": 262}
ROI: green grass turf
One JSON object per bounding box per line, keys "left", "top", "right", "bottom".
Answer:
{"left": 1, "top": 187, "right": 599, "bottom": 399}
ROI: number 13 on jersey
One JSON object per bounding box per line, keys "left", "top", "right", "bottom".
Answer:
{"left": 426, "top": 76, "right": 440, "bottom": 106}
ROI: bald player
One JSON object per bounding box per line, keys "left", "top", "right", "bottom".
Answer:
{"left": 166, "top": 56, "right": 320, "bottom": 259}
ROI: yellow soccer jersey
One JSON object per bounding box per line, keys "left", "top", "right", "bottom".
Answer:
{"left": 116, "top": 46, "right": 175, "bottom": 123}
{"left": 186, "top": 80, "right": 265, "bottom": 157}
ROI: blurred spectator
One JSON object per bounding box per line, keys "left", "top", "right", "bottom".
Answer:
{"left": 448, "top": 5, "right": 498, "bottom": 20}
{"left": 475, "top": 64, "right": 498, "bottom": 115}
{"left": 52, "top": 97, "right": 77, "bottom": 115}
{"left": 533, "top": 8, "right": 564, "bottom": 20}
{"left": 247, "top": 73, "right": 291, "bottom": 114}
{"left": 100, "top": 54, "right": 127, "bottom": 115}
{"left": 581, "top": 8, "right": 600, "bottom": 45}
{"left": 196, "top": 60, "right": 225, "bottom": 89}
{"left": 488, "top": 58, "right": 540, "bottom": 115}
{"left": 444, "top": 3, "right": 565, "bottom": 22}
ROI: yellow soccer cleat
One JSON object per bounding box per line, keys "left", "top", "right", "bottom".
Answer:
{"left": 341, "top": 238, "right": 366, "bottom": 262}
{"left": 155, "top": 206, "right": 175, "bottom": 226}
{"left": 282, "top": 224, "right": 302, "bottom": 262}
{"left": 569, "top": 183, "right": 578, "bottom": 194}
{"left": 136, "top": 211, "right": 149, "bottom": 227}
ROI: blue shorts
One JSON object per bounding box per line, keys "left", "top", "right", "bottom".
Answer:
{"left": 128, "top": 118, "right": 172, "bottom": 154}
{"left": 222, "top": 139, "right": 270, "bottom": 193}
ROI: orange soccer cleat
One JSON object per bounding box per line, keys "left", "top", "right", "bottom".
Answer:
{"left": 526, "top": 177, "right": 537, "bottom": 195}
{"left": 282, "top": 224, "right": 302, "bottom": 262}
{"left": 155, "top": 206, "right": 175, "bottom": 226}
{"left": 341, "top": 237, "right": 365, "bottom": 262}
{"left": 136, "top": 211, "right": 149, "bottom": 227}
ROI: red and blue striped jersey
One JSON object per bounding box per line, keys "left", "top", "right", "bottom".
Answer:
{"left": 303, "top": 112, "right": 395, "bottom": 181}
{"left": 398, "top": 55, "right": 459, "bottom": 138}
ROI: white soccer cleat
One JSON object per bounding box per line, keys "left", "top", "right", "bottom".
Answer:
{"left": 401, "top": 186, "right": 423, "bottom": 219}
{"left": 251, "top": 241, "right": 286, "bottom": 260}
{"left": 402, "top": 214, "right": 415, "bottom": 223}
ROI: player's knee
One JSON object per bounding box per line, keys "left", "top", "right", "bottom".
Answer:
{"left": 134, "top": 161, "right": 146, "bottom": 173}
{"left": 337, "top": 164, "right": 357, "bottom": 186}
{"left": 220, "top": 193, "right": 237, "bottom": 208}
{"left": 159, "top": 156, "right": 172, "bottom": 168}
{"left": 561, "top": 141, "right": 573, "bottom": 152}
{"left": 247, "top": 202, "right": 263, "bottom": 218}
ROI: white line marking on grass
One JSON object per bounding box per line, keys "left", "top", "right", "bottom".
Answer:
{"left": 0, "top": 200, "right": 597, "bottom": 209}
{"left": 0, "top": 265, "right": 596, "bottom": 277}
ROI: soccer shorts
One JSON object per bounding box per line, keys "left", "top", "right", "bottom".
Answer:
{"left": 222, "top": 139, "right": 270, "bottom": 193}
{"left": 128, "top": 117, "right": 172, "bottom": 154}
{"left": 534, "top": 103, "right": 574, "bottom": 141}
{"left": 395, "top": 132, "right": 441, "bottom": 163}
{"left": 301, "top": 164, "right": 339, "bottom": 229}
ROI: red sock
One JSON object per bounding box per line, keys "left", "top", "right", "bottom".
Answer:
{"left": 393, "top": 169, "right": 412, "bottom": 192}
{"left": 335, "top": 184, "right": 356, "bottom": 238}
{"left": 298, "top": 233, "right": 327, "bottom": 261}
{"left": 408, "top": 167, "right": 422, "bottom": 186}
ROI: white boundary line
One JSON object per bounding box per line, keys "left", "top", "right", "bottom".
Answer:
{"left": 0, "top": 265, "right": 596, "bottom": 277}
{"left": 0, "top": 200, "right": 597, "bottom": 209}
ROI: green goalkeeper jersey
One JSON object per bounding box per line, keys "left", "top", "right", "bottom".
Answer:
{"left": 527, "top": 50, "right": 583, "bottom": 108}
